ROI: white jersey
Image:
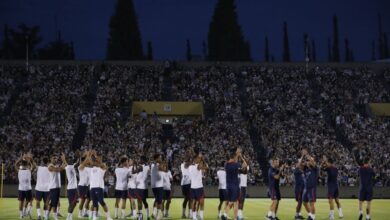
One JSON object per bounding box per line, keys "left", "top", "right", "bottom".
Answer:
{"left": 127, "top": 166, "right": 137, "bottom": 189}
{"left": 115, "top": 167, "right": 129, "bottom": 191}
{"left": 48, "top": 165, "right": 61, "bottom": 189}
{"left": 189, "top": 164, "right": 203, "bottom": 189}
{"left": 239, "top": 166, "right": 249, "bottom": 187}
{"left": 65, "top": 165, "right": 78, "bottom": 190}
{"left": 217, "top": 170, "right": 227, "bottom": 190}
{"left": 136, "top": 164, "right": 150, "bottom": 189}
{"left": 163, "top": 171, "right": 173, "bottom": 190}
{"left": 89, "top": 166, "right": 105, "bottom": 189}
{"left": 78, "top": 166, "right": 90, "bottom": 186}
{"left": 151, "top": 163, "right": 164, "bottom": 188}
{"left": 35, "top": 166, "right": 50, "bottom": 192}
{"left": 180, "top": 163, "right": 191, "bottom": 185}
{"left": 18, "top": 169, "right": 32, "bottom": 191}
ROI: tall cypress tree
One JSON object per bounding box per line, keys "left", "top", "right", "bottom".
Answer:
{"left": 106, "top": 0, "right": 143, "bottom": 60}
{"left": 282, "top": 21, "right": 290, "bottom": 62}
{"left": 207, "top": 0, "right": 251, "bottom": 61}
{"left": 147, "top": 41, "right": 153, "bottom": 60}
{"left": 350, "top": 49, "right": 354, "bottom": 62}
{"left": 371, "top": 40, "right": 376, "bottom": 61}
{"left": 186, "top": 39, "right": 192, "bottom": 61}
{"left": 2, "top": 25, "right": 10, "bottom": 59}
{"left": 327, "top": 38, "right": 332, "bottom": 62}
{"left": 311, "top": 40, "right": 316, "bottom": 62}
{"left": 344, "top": 38, "right": 350, "bottom": 62}
{"left": 303, "top": 33, "right": 309, "bottom": 60}
{"left": 332, "top": 15, "right": 340, "bottom": 62}
{"left": 264, "top": 36, "right": 269, "bottom": 62}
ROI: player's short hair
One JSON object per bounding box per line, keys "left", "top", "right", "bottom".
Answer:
{"left": 363, "top": 157, "right": 370, "bottom": 164}
{"left": 140, "top": 155, "right": 148, "bottom": 164}
{"left": 229, "top": 149, "right": 236, "bottom": 159}
{"left": 327, "top": 158, "right": 334, "bottom": 164}
{"left": 153, "top": 153, "right": 161, "bottom": 161}
{"left": 42, "top": 157, "right": 49, "bottom": 165}
{"left": 119, "top": 157, "right": 128, "bottom": 165}
{"left": 220, "top": 161, "right": 226, "bottom": 167}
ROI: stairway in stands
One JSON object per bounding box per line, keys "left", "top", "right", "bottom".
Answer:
{"left": 236, "top": 71, "right": 269, "bottom": 182}
{"left": 71, "top": 64, "right": 101, "bottom": 150}
{"left": 0, "top": 69, "right": 28, "bottom": 127}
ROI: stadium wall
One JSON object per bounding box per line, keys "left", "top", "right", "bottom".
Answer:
{"left": 2, "top": 185, "right": 390, "bottom": 199}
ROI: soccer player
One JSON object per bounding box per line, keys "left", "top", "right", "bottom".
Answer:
{"left": 189, "top": 151, "right": 208, "bottom": 220}
{"left": 321, "top": 156, "right": 343, "bottom": 219}
{"left": 238, "top": 156, "right": 249, "bottom": 220}
{"left": 293, "top": 160, "right": 305, "bottom": 220}
{"left": 135, "top": 156, "right": 150, "bottom": 220}
{"left": 180, "top": 154, "right": 192, "bottom": 218}
{"left": 358, "top": 157, "right": 375, "bottom": 220}
{"left": 46, "top": 153, "right": 67, "bottom": 220}
{"left": 35, "top": 157, "right": 50, "bottom": 220}
{"left": 114, "top": 156, "right": 129, "bottom": 219}
{"left": 127, "top": 158, "right": 138, "bottom": 218}
{"left": 15, "top": 153, "right": 35, "bottom": 219}
{"left": 83, "top": 150, "right": 112, "bottom": 220}
{"left": 216, "top": 161, "right": 228, "bottom": 219}
{"left": 302, "top": 154, "right": 318, "bottom": 220}
{"left": 64, "top": 155, "right": 79, "bottom": 220}
{"left": 151, "top": 153, "right": 165, "bottom": 220}
{"left": 162, "top": 164, "right": 173, "bottom": 218}
{"left": 266, "top": 158, "right": 284, "bottom": 220}
{"left": 223, "top": 148, "right": 248, "bottom": 220}
{"left": 78, "top": 152, "right": 91, "bottom": 218}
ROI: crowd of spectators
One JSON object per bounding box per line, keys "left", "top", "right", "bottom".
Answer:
{"left": 0, "top": 63, "right": 388, "bottom": 188}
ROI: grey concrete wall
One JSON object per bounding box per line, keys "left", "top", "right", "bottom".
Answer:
{"left": 3, "top": 185, "right": 390, "bottom": 199}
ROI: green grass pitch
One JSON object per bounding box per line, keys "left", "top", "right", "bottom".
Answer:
{"left": 0, "top": 198, "right": 389, "bottom": 220}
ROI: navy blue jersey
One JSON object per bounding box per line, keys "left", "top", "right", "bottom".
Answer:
{"left": 359, "top": 166, "right": 375, "bottom": 191}
{"left": 225, "top": 162, "right": 240, "bottom": 187}
{"left": 304, "top": 167, "right": 318, "bottom": 189}
{"left": 325, "top": 166, "right": 338, "bottom": 188}
{"left": 268, "top": 167, "right": 280, "bottom": 189}
{"left": 293, "top": 168, "right": 304, "bottom": 190}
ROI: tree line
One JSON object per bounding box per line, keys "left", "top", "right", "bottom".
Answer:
{"left": 1, "top": 0, "right": 389, "bottom": 62}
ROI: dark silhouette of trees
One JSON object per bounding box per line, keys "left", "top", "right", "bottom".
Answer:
{"left": 371, "top": 40, "right": 376, "bottom": 60}
{"left": 264, "top": 36, "right": 269, "bottom": 62}
{"left": 282, "top": 22, "right": 290, "bottom": 62}
{"left": 207, "top": 0, "right": 251, "bottom": 61}
{"left": 384, "top": 33, "right": 389, "bottom": 58}
{"left": 332, "top": 15, "right": 340, "bottom": 62}
{"left": 38, "top": 31, "right": 74, "bottom": 60}
{"left": 106, "top": 0, "right": 143, "bottom": 60}
{"left": 202, "top": 40, "right": 207, "bottom": 60}
{"left": 1, "top": 24, "right": 42, "bottom": 59}
{"left": 147, "top": 41, "right": 153, "bottom": 60}
{"left": 186, "top": 39, "right": 192, "bottom": 61}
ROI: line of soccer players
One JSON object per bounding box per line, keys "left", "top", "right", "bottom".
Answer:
{"left": 15, "top": 147, "right": 376, "bottom": 220}
{"left": 264, "top": 148, "right": 375, "bottom": 220}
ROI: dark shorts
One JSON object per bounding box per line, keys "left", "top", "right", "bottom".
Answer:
{"left": 303, "top": 188, "right": 316, "bottom": 203}
{"left": 268, "top": 187, "right": 281, "bottom": 201}
{"left": 191, "top": 188, "right": 205, "bottom": 201}
{"left": 359, "top": 189, "right": 373, "bottom": 202}
{"left": 328, "top": 187, "right": 339, "bottom": 199}
{"left": 90, "top": 188, "right": 106, "bottom": 208}
{"left": 294, "top": 187, "right": 304, "bottom": 202}
{"left": 181, "top": 184, "right": 191, "bottom": 198}
{"left": 67, "top": 189, "right": 79, "bottom": 205}
{"left": 227, "top": 186, "right": 240, "bottom": 202}
{"left": 239, "top": 187, "right": 247, "bottom": 204}
{"left": 152, "top": 187, "right": 164, "bottom": 204}
{"left": 49, "top": 188, "right": 61, "bottom": 208}
{"left": 115, "top": 190, "right": 128, "bottom": 199}
{"left": 136, "top": 188, "right": 148, "bottom": 201}
{"left": 18, "top": 190, "right": 32, "bottom": 201}
{"left": 78, "top": 185, "right": 90, "bottom": 199}
{"left": 219, "top": 189, "right": 228, "bottom": 202}
{"left": 128, "top": 188, "right": 136, "bottom": 199}
{"left": 35, "top": 190, "right": 49, "bottom": 202}
{"left": 163, "top": 190, "right": 172, "bottom": 200}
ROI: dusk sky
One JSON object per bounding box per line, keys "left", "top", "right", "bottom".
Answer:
{"left": 1, "top": 0, "right": 389, "bottom": 61}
